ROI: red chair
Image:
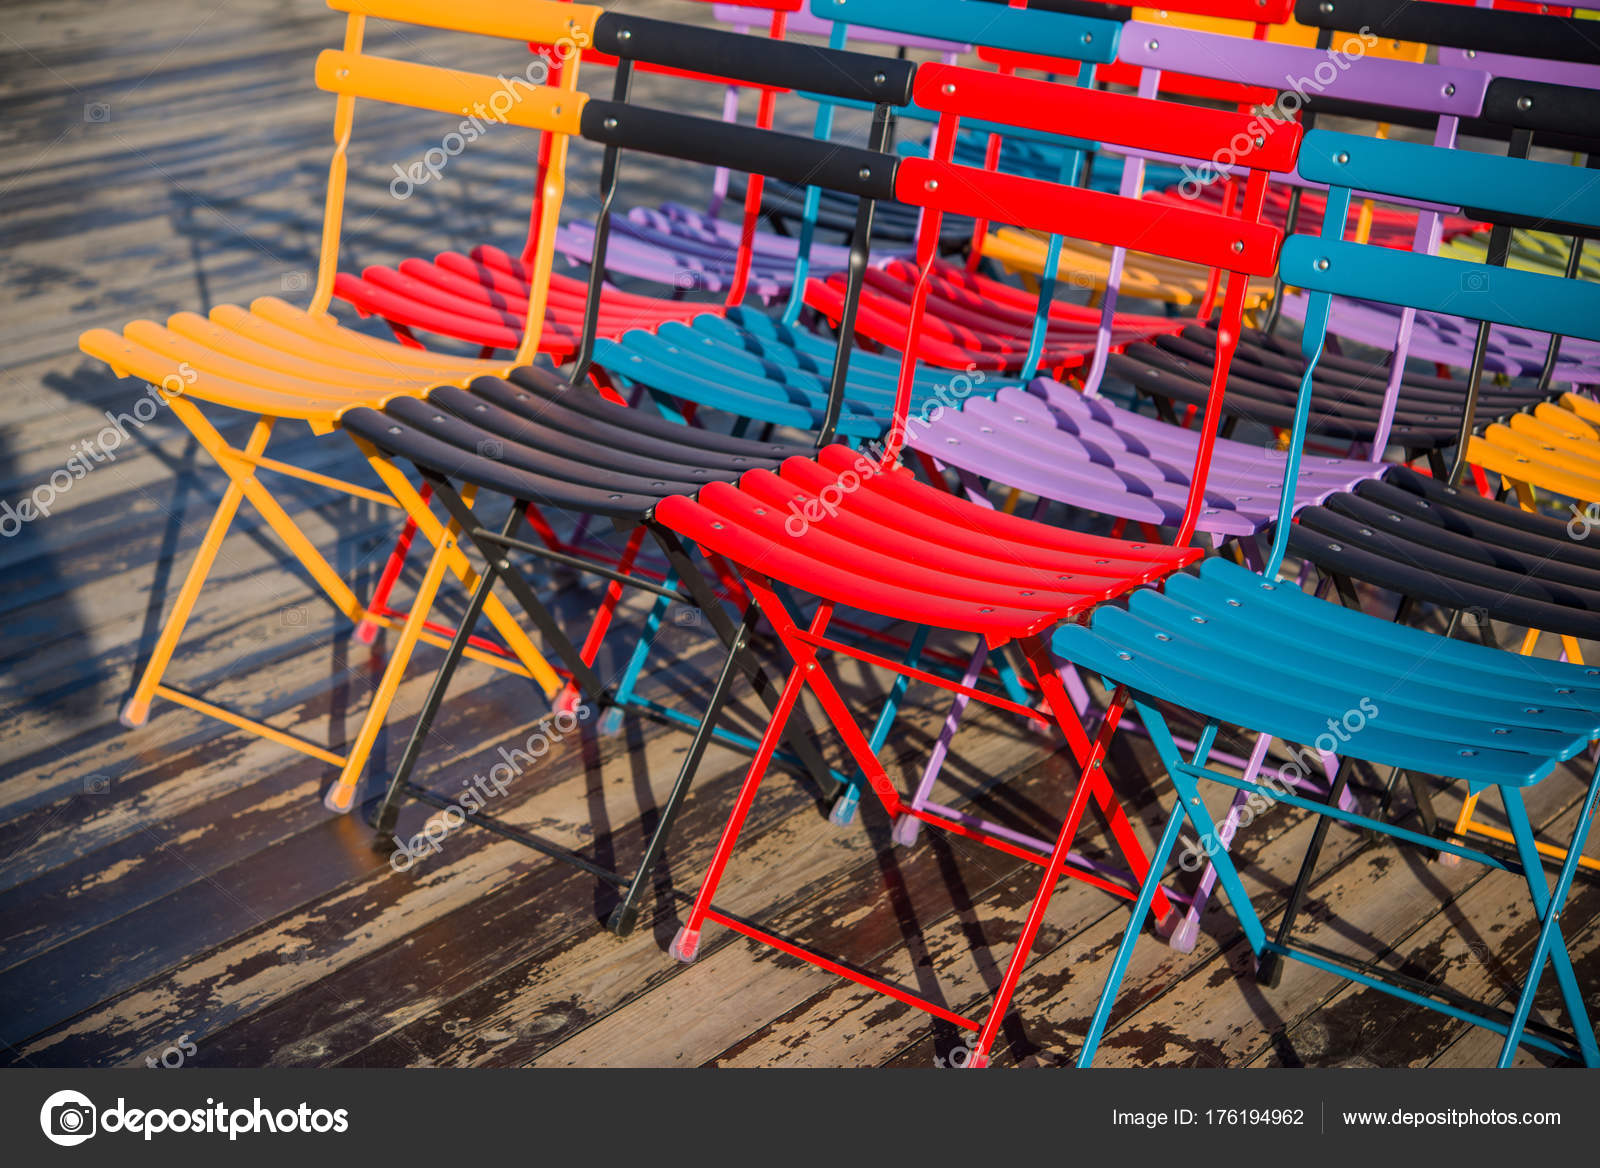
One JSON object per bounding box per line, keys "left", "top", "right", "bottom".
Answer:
{"left": 655, "top": 60, "right": 1300, "bottom": 1065}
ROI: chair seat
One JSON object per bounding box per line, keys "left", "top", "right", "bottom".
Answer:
{"left": 1053, "top": 557, "right": 1600, "bottom": 789}
{"left": 914, "top": 379, "right": 1378, "bottom": 538}
{"left": 339, "top": 364, "right": 802, "bottom": 520}
{"left": 335, "top": 245, "right": 705, "bottom": 356}
{"left": 552, "top": 205, "right": 864, "bottom": 298}
{"left": 592, "top": 306, "right": 1013, "bottom": 440}
{"left": 78, "top": 296, "right": 511, "bottom": 432}
{"left": 1110, "top": 322, "right": 1552, "bottom": 449}
{"left": 654, "top": 443, "right": 1201, "bottom": 639}
{"left": 1469, "top": 396, "right": 1600, "bottom": 501}
{"left": 807, "top": 260, "right": 1184, "bottom": 374}
{"left": 1290, "top": 465, "right": 1600, "bottom": 639}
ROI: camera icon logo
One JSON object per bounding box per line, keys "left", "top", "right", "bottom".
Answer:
{"left": 84, "top": 102, "right": 111, "bottom": 123}
{"left": 40, "top": 1089, "right": 97, "bottom": 1146}
{"left": 1460, "top": 270, "right": 1490, "bottom": 292}
{"left": 280, "top": 270, "right": 310, "bottom": 293}
{"left": 476, "top": 438, "right": 504, "bottom": 460}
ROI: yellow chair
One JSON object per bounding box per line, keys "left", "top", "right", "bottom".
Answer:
{"left": 79, "top": 0, "right": 599, "bottom": 812}
{"left": 1450, "top": 394, "right": 1600, "bottom": 872}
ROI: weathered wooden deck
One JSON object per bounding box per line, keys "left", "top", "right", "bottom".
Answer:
{"left": 2, "top": 0, "right": 1597, "bottom": 1069}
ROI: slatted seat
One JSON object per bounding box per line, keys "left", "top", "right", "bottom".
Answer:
{"left": 1290, "top": 466, "right": 1600, "bottom": 639}
{"left": 1274, "top": 293, "right": 1600, "bottom": 383}
{"left": 82, "top": 298, "right": 516, "bottom": 430}
{"left": 1107, "top": 321, "right": 1552, "bottom": 449}
{"left": 593, "top": 305, "right": 1011, "bottom": 438}
{"left": 343, "top": 365, "right": 802, "bottom": 523}
{"left": 915, "top": 378, "right": 1374, "bottom": 539}
{"left": 1469, "top": 395, "right": 1600, "bottom": 501}
{"left": 336, "top": 247, "right": 704, "bottom": 356}
{"left": 657, "top": 444, "right": 1201, "bottom": 638}
{"left": 1054, "top": 557, "right": 1600, "bottom": 790}
{"left": 551, "top": 203, "right": 862, "bottom": 299}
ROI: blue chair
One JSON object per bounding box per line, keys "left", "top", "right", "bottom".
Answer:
{"left": 1059, "top": 128, "right": 1600, "bottom": 1067}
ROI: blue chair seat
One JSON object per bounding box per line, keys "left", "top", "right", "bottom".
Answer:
{"left": 593, "top": 307, "right": 1011, "bottom": 440}
{"left": 1053, "top": 558, "right": 1600, "bottom": 789}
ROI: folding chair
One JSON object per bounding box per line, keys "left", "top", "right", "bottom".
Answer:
{"left": 655, "top": 58, "right": 1299, "bottom": 1065}
{"left": 353, "top": 14, "right": 920, "bottom": 936}
{"left": 1065, "top": 125, "right": 1600, "bottom": 1068}
{"left": 77, "top": 0, "right": 605, "bottom": 811}
{"left": 888, "top": 16, "right": 1536, "bottom": 949}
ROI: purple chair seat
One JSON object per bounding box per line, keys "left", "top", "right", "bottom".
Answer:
{"left": 913, "top": 379, "right": 1377, "bottom": 541}
{"left": 1280, "top": 293, "right": 1600, "bottom": 386}
{"left": 552, "top": 202, "right": 869, "bottom": 298}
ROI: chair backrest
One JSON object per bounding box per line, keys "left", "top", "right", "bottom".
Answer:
{"left": 1264, "top": 115, "right": 1600, "bottom": 575}
{"left": 577, "top": 15, "right": 1298, "bottom": 540}
{"left": 890, "top": 61, "right": 1298, "bottom": 544}
{"left": 312, "top": 0, "right": 599, "bottom": 365}
{"left": 1294, "top": 0, "right": 1600, "bottom": 65}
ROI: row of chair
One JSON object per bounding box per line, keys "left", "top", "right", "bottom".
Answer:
{"left": 82, "top": 0, "right": 1600, "bottom": 1066}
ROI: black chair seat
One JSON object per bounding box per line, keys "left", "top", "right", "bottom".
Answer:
{"left": 730, "top": 176, "right": 973, "bottom": 245}
{"left": 341, "top": 365, "right": 800, "bottom": 520}
{"left": 1110, "top": 323, "right": 1550, "bottom": 449}
{"left": 1288, "top": 465, "right": 1600, "bottom": 639}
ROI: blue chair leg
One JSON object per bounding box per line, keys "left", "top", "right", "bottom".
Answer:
{"left": 601, "top": 577, "right": 676, "bottom": 736}
{"left": 1498, "top": 769, "right": 1600, "bottom": 1067}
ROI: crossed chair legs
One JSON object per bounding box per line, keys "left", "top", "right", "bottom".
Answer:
{"left": 367, "top": 469, "right": 842, "bottom": 936}
{"left": 1080, "top": 700, "right": 1600, "bottom": 1069}
{"left": 666, "top": 570, "right": 1178, "bottom": 1067}
{"left": 122, "top": 398, "right": 564, "bottom": 814}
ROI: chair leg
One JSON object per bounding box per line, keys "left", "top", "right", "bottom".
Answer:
{"left": 1078, "top": 804, "right": 1190, "bottom": 1068}
{"left": 968, "top": 686, "right": 1129, "bottom": 1068}
{"left": 324, "top": 505, "right": 464, "bottom": 813}
{"left": 372, "top": 506, "right": 520, "bottom": 836}
{"left": 670, "top": 650, "right": 810, "bottom": 964}
{"left": 607, "top": 604, "right": 761, "bottom": 937}
{"left": 1498, "top": 776, "right": 1600, "bottom": 1066}
{"left": 122, "top": 415, "right": 274, "bottom": 727}
{"left": 1258, "top": 755, "right": 1355, "bottom": 988}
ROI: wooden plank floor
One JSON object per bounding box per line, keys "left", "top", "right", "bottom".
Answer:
{"left": 2, "top": 0, "right": 1597, "bottom": 1069}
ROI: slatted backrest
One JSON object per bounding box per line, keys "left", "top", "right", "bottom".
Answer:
{"left": 1119, "top": 22, "right": 1489, "bottom": 125}
{"left": 809, "top": 0, "right": 1122, "bottom": 60}
{"left": 1295, "top": 0, "right": 1600, "bottom": 65}
{"left": 311, "top": 0, "right": 600, "bottom": 364}
{"left": 1261, "top": 126, "right": 1600, "bottom": 575}
{"left": 885, "top": 61, "right": 1301, "bottom": 543}
{"left": 1284, "top": 130, "right": 1600, "bottom": 337}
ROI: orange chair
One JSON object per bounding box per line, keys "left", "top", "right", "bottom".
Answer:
{"left": 78, "top": 0, "right": 600, "bottom": 811}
